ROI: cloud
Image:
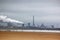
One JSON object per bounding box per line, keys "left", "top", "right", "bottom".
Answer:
{"left": 0, "top": 0, "right": 60, "bottom": 14}
{"left": 0, "top": 0, "right": 60, "bottom": 25}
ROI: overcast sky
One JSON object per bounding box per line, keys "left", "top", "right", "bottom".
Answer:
{"left": 0, "top": 0, "right": 60, "bottom": 27}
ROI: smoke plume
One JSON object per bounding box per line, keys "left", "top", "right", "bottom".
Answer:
{"left": 0, "top": 15, "right": 23, "bottom": 24}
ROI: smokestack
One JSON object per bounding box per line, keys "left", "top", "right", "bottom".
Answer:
{"left": 33, "top": 16, "right": 35, "bottom": 26}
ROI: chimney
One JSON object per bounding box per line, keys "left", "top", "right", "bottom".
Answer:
{"left": 33, "top": 16, "right": 35, "bottom": 27}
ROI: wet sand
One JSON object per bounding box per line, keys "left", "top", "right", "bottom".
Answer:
{"left": 0, "top": 31, "right": 60, "bottom": 40}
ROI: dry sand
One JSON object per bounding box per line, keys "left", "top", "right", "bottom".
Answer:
{"left": 0, "top": 31, "right": 60, "bottom": 40}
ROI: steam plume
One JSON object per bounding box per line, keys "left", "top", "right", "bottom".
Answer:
{"left": 0, "top": 15, "right": 23, "bottom": 24}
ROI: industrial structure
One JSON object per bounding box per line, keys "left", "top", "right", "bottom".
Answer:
{"left": 0, "top": 16, "right": 60, "bottom": 30}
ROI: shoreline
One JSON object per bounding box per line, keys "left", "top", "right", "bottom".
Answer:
{"left": 0, "top": 29, "right": 60, "bottom": 33}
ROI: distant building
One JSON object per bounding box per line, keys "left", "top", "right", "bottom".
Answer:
{"left": 8, "top": 22, "right": 13, "bottom": 26}
{"left": 0, "top": 20, "right": 3, "bottom": 22}
{"left": 51, "top": 25, "right": 54, "bottom": 28}
{"left": 22, "top": 24, "right": 24, "bottom": 27}
{"left": 40, "top": 24, "right": 46, "bottom": 28}
{"left": 0, "top": 20, "right": 8, "bottom": 27}
{"left": 28, "top": 23, "right": 30, "bottom": 27}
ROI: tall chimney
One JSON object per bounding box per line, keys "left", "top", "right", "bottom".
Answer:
{"left": 33, "top": 16, "right": 35, "bottom": 26}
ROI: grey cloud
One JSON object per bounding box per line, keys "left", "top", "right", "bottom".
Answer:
{"left": 0, "top": 0, "right": 60, "bottom": 26}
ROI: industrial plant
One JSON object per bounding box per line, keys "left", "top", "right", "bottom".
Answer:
{"left": 0, "top": 15, "right": 60, "bottom": 30}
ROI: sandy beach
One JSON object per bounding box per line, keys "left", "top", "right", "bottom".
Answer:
{"left": 0, "top": 31, "right": 60, "bottom": 40}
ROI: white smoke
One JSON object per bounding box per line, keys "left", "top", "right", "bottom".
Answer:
{"left": 0, "top": 15, "right": 23, "bottom": 24}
